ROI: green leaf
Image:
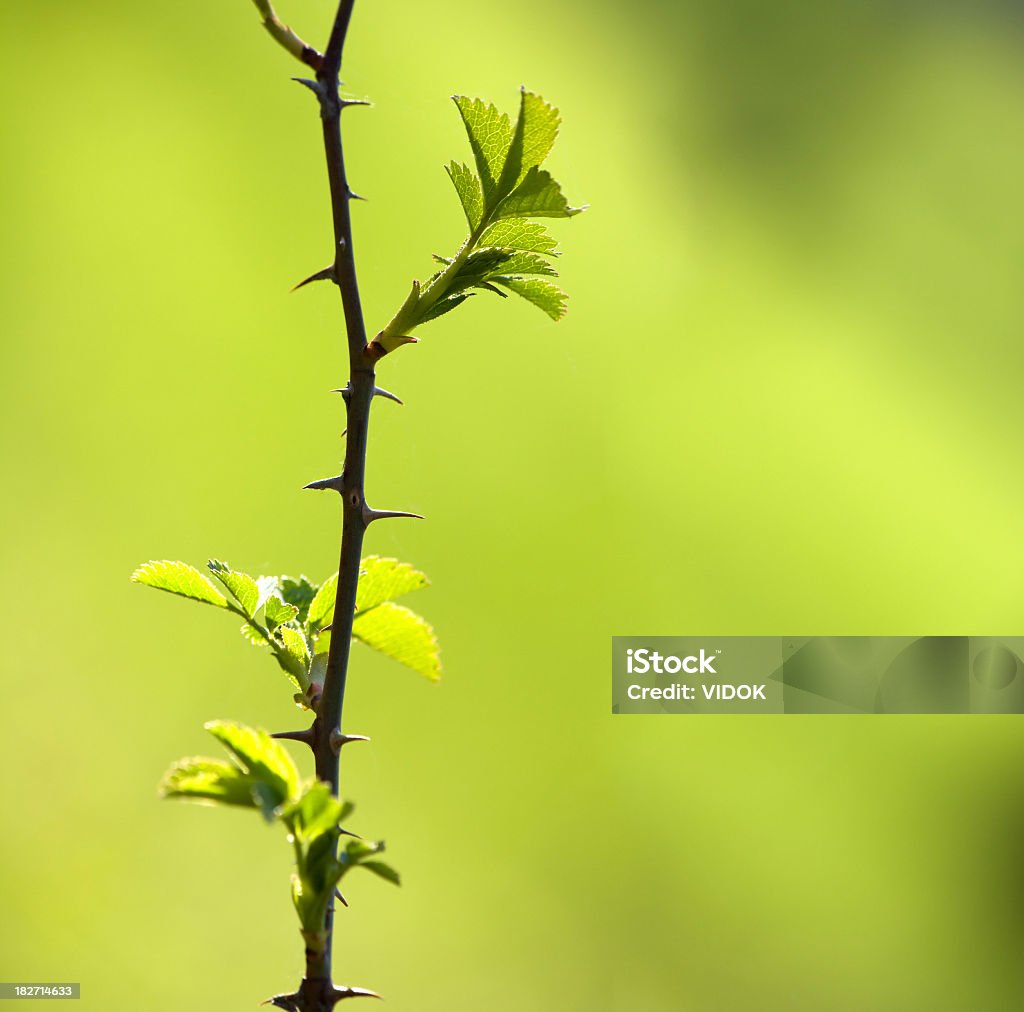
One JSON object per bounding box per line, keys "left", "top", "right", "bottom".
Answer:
{"left": 479, "top": 219, "right": 559, "bottom": 255}
{"left": 277, "top": 627, "right": 311, "bottom": 691}
{"left": 205, "top": 720, "right": 300, "bottom": 807}
{"left": 131, "top": 561, "right": 228, "bottom": 609}
{"left": 279, "top": 576, "right": 317, "bottom": 624}
{"left": 207, "top": 560, "right": 260, "bottom": 617}
{"left": 307, "top": 573, "right": 338, "bottom": 629}
{"left": 265, "top": 594, "right": 299, "bottom": 632}
{"left": 282, "top": 780, "right": 347, "bottom": 842}
{"left": 496, "top": 90, "right": 561, "bottom": 198}
{"left": 494, "top": 276, "right": 568, "bottom": 320}
{"left": 495, "top": 166, "right": 584, "bottom": 220}
{"left": 361, "top": 861, "right": 401, "bottom": 886}
{"left": 356, "top": 557, "right": 430, "bottom": 613}
{"left": 445, "top": 160, "right": 483, "bottom": 230}
{"left": 491, "top": 251, "right": 559, "bottom": 278}
{"left": 160, "top": 757, "right": 259, "bottom": 809}
{"left": 453, "top": 96, "right": 513, "bottom": 205}
{"left": 240, "top": 622, "right": 270, "bottom": 649}
{"left": 418, "top": 293, "right": 472, "bottom": 324}
{"left": 256, "top": 575, "right": 279, "bottom": 613}
{"left": 352, "top": 602, "right": 441, "bottom": 681}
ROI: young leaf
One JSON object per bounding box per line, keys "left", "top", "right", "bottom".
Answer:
{"left": 494, "top": 276, "right": 568, "bottom": 320}
{"left": 479, "top": 218, "right": 559, "bottom": 255}
{"left": 277, "top": 627, "right": 311, "bottom": 691}
{"left": 453, "top": 96, "right": 513, "bottom": 204}
{"left": 495, "top": 166, "right": 584, "bottom": 221}
{"left": 418, "top": 293, "right": 472, "bottom": 324}
{"left": 204, "top": 720, "right": 300, "bottom": 806}
{"left": 356, "top": 556, "right": 430, "bottom": 613}
{"left": 131, "top": 561, "right": 228, "bottom": 609}
{"left": 279, "top": 576, "right": 317, "bottom": 624}
{"left": 307, "top": 573, "right": 338, "bottom": 629}
{"left": 160, "top": 757, "right": 259, "bottom": 809}
{"left": 361, "top": 861, "right": 401, "bottom": 886}
{"left": 282, "top": 780, "right": 347, "bottom": 842}
{"left": 265, "top": 594, "right": 299, "bottom": 632}
{"left": 375, "top": 89, "right": 581, "bottom": 353}
{"left": 445, "top": 161, "right": 483, "bottom": 230}
{"left": 208, "top": 560, "right": 260, "bottom": 617}
{"left": 352, "top": 602, "right": 441, "bottom": 681}
{"left": 495, "top": 89, "right": 561, "bottom": 198}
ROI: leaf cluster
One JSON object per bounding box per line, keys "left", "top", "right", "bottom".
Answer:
{"left": 161, "top": 721, "right": 398, "bottom": 954}
{"left": 132, "top": 556, "right": 440, "bottom": 709}
{"left": 374, "top": 89, "right": 584, "bottom": 354}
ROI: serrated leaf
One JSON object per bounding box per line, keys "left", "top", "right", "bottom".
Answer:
{"left": 446, "top": 247, "right": 515, "bottom": 294}
{"left": 208, "top": 560, "right": 260, "bottom": 618}
{"left": 307, "top": 573, "right": 338, "bottom": 629}
{"left": 356, "top": 557, "right": 430, "bottom": 613}
{"left": 131, "top": 561, "right": 228, "bottom": 608}
{"left": 277, "top": 627, "right": 311, "bottom": 691}
{"left": 280, "top": 576, "right": 317, "bottom": 624}
{"left": 205, "top": 720, "right": 300, "bottom": 807}
{"left": 445, "top": 160, "right": 483, "bottom": 230}
{"left": 160, "top": 757, "right": 259, "bottom": 810}
{"left": 265, "top": 594, "right": 299, "bottom": 632}
{"left": 256, "top": 575, "right": 279, "bottom": 613}
{"left": 495, "top": 276, "right": 568, "bottom": 320}
{"left": 453, "top": 96, "right": 513, "bottom": 205}
{"left": 479, "top": 219, "right": 560, "bottom": 255}
{"left": 240, "top": 622, "right": 270, "bottom": 649}
{"left": 497, "top": 90, "right": 561, "bottom": 197}
{"left": 491, "top": 251, "right": 559, "bottom": 278}
{"left": 496, "top": 166, "right": 583, "bottom": 221}
{"left": 352, "top": 602, "right": 441, "bottom": 681}
{"left": 418, "top": 293, "right": 472, "bottom": 324}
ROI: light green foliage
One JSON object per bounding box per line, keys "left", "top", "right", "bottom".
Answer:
{"left": 356, "top": 556, "right": 430, "bottom": 613}
{"left": 338, "top": 838, "right": 400, "bottom": 886}
{"left": 375, "top": 89, "right": 583, "bottom": 351}
{"left": 160, "top": 757, "right": 264, "bottom": 810}
{"left": 352, "top": 602, "right": 442, "bottom": 682}
{"left": 205, "top": 720, "right": 300, "bottom": 815}
{"left": 307, "top": 573, "right": 338, "bottom": 630}
{"left": 159, "top": 721, "right": 397, "bottom": 949}
{"left": 445, "top": 161, "right": 483, "bottom": 230}
{"left": 131, "top": 560, "right": 228, "bottom": 609}
{"left": 208, "top": 559, "right": 260, "bottom": 617}
{"left": 264, "top": 593, "right": 300, "bottom": 632}
{"left": 133, "top": 555, "right": 441, "bottom": 704}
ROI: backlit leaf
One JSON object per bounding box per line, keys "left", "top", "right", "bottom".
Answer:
{"left": 132, "top": 561, "right": 228, "bottom": 608}
{"left": 352, "top": 602, "right": 441, "bottom": 681}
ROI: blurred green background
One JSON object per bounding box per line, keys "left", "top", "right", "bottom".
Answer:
{"left": 3, "top": 1, "right": 1024, "bottom": 1008}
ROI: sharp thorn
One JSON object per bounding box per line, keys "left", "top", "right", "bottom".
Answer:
{"left": 304, "top": 475, "right": 345, "bottom": 492}
{"left": 292, "top": 77, "right": 323, "bottom": 97}
{"left": 264, "top": 995, "right": 300, "bottom": 1011}
{"left": 362, "top": 507, "right": 424, "bottom": 525}
{"left": 330, "top": 385, "right": 352, "bottom": 404}
{"left": 331, "top": 730, "right": 371, "bottom": 754}
{"left": 271, "top": 727, "right": 316, "bottom": 746}
{"left": 347, "top": 189, "right": 367, "bottom": 201}
{"left": 330, "top": 986, "right": 381, "bottom": 1002}
{"left": 291, "top": 266, "right": 336, "bottom": 292}
{"left": 373, "top": 386, "right": 403, "bottom": 405}
{"left": 340, "top": 98, "right": 372, "bottom": 109}
{"left": 335, "top": 888, "right": 349, "bottom": 907}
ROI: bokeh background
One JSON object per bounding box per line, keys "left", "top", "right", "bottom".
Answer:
{"left": 3, "top": 1, "right": 1024, "bottom": 1008}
